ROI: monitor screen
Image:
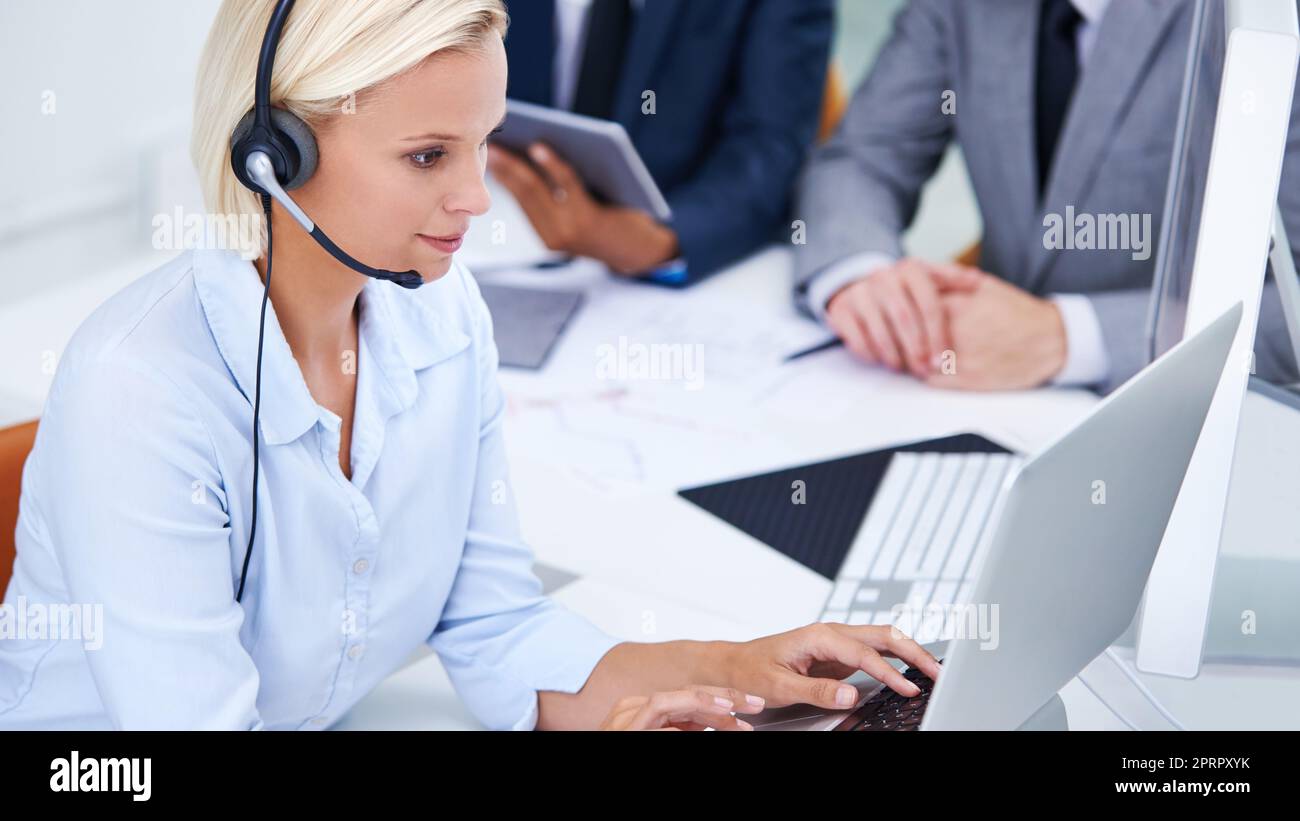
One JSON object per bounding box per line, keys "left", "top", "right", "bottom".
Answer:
{"left": 1149, "top": 0, "right": 1299, "bottom": 388}
{"left": 1149, "top": 0, "right": 1224, "bottom": 362}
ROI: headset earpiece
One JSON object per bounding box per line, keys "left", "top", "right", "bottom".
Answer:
{"left": 230, "top": 106, "right": 319, "bottom": 194}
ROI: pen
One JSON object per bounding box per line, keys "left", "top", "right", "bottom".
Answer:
{"left": 783, "top": 337, "right": 843, "bottom": 363}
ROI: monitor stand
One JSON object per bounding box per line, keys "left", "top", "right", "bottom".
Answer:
{"left": 1205, "top": 211, "right": 1300, "bottom": 665}
{"left": 1201, "top": 375, "right": 1300, "bottom": 665}
{"left": 1123, "top": 211, "right": 1300, "bottom": 669}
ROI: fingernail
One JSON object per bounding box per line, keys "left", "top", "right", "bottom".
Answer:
{"left": 745, "top": 694, "right": 765, "bottom": 708}
{"left": 714, "top": 696, "right": 734, "bottom": 709}
{"left": 836, "top": 685, "right": 856, "bottom": 707}
{"left": 529, "top": 143, "right": 547, "bottom": 162}
{"left": 736, "top": 719, "right": 755, "bottom": 731}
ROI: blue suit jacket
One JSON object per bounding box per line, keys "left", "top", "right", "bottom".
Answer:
{"left": 503, "top": 0, "right": 834, "bottom": 283}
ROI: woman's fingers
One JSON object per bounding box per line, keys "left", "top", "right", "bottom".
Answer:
{"left": 626, "top": 688, "right": 755, "bottom": 731}
{"left": 799, "top": 623, "right": 923, "bottom": 700}
{"left": 769, "top": 669, "right": 861, "bottom": 711}
{"left": 691, "top": 685, "right": 766, "bottom": 714}
{"left": 827, "top": 623, "right": 944, "bottom": 683}
{"left": 602, "top": 686, "right": 764, "bottom": 730}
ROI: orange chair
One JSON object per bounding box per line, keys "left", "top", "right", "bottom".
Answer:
{"left": 956, "top": 242, "right": 982, "bottom": 268}
{"left": 818, "top": 62, "right": 849, "bottom": 144}
{"left": 0, "top": 420, "right": 39, "bottom": 593}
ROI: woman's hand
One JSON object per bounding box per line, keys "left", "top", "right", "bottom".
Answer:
{"left": 718, "top": 623, "right": 943, "bottom": 711}
{"left": 598, "top": 685, "right": 766, "bottom": 731}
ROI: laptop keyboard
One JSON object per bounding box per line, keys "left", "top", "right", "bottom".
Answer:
{"left": 832, "top": 665, "right": 939, "bottom": 732}
{"left": 819, "top": 451, "right": 1024, "bottom": 641}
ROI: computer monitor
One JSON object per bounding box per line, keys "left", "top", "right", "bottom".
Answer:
{"left": 1136, "top": 0, "right": 1299, "bottom": 678}
{"left": 1147, "top": 0, "right": 1300, "bottom": 376}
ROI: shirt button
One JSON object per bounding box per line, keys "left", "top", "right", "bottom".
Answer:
{"left": 352, "top": 558, "right": 369, "bottom": 575}
{"left": 347, "top": 643, "right": 365, "bottom": 661}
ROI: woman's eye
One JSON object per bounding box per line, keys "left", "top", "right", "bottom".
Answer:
{"left": 409, "top": 148, "right": 447, "bottom": 169}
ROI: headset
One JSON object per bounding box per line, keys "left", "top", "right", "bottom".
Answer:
{"left": 228, "top": 0, "right": 426, "bottom": 603}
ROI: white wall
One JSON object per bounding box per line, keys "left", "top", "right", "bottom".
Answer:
{"left": 0, "top": 0, "right": 979, "bottom": 305}
{"left": 0, "top": 0, "right": 222, "bottom": 303}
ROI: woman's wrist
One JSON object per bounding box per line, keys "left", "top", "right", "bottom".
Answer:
{"left": 693, "top": 639, "right": 742, "bottom": 690}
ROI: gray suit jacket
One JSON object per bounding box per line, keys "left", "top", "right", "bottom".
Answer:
{"left": 793, "top": 0, "right": 1300, "bottom": 394}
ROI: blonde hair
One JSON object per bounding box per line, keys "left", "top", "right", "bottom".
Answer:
{"left": 191, "top": 0, "right": 508, "bottom": 259}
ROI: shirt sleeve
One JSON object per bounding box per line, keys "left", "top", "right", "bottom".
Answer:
{"left": 35, "top": 354, "right": 264, "bottom": 729}
{"left": 791, "top": 0, "right": 957, "bottom": 312}
{"left": 802, "top": 251, "right": 899, "bottom": 323}
{"left": 1048, "top": 293, "right": 1111, "bottom": 388}
{"left": 425, "top": 271, "right": 621, "bottom": 731}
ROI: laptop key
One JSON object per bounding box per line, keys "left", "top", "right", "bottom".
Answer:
{"left": 833, "top": 663, "right": 941, "bottom": 732}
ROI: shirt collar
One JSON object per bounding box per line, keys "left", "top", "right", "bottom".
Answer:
{"left": 193, "top": 249, "right": 470, "bottom": 447}
{"left": 1071, "top": 0, "right": 1110, "bottom": 25}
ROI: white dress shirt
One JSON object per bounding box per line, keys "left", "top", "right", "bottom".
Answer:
{"left": 0, "top": 248, "right": 620, "bottom": 730}
{"left": 807, "top": 0, "right": 1114, "bottom": 387}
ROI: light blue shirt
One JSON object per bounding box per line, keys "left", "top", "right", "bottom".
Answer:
{"left": 0, "top": 248, "right": 620, "bottom": 730}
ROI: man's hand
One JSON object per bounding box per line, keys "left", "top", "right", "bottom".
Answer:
{"left": 825, "top": 258, "right": 981, "bottom": 378}
{"left": 715, "top": 623, "right": 942, "bottom": 711}
{"left": 486, "top": 142, "right": 678, "bottom": 274}
{"left": 926, "top": 272, "right": 1068, "bottom": 390}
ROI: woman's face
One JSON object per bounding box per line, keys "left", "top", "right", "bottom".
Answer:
{"left": 292, "top": 33, "right": 507, "bottom": 283}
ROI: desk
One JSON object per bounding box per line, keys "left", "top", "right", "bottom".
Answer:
{"left": 2, "top": 243, "right": 1294, "bottom": 731}
{"left": 342, "top": 244, "right": 1298, "bottom": 730}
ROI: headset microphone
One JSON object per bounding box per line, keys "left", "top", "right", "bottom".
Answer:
{"left": 230, "top": 0, "right": 425, "bottom": 291}
{"left": 228, "top": 0, "right": 424, "bottom": 603}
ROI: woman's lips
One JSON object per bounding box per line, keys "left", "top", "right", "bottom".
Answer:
{"left": 418, "top": 233, "right": 464, "bottom": 253}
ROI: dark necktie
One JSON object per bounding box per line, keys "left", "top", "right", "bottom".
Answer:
{"left": 571, "top": 0, "right": 632, "bottom": 119}
{"left": 1035, "top": 0, "right": 1084, "bottom": 197}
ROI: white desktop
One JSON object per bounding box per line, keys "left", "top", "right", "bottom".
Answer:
{"left": 1136, "top": 0, "right": 1300, "bottom": 679}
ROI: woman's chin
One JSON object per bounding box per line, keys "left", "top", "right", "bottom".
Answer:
{"left": 416, "top": 253, "right": 455, "bottom": 282}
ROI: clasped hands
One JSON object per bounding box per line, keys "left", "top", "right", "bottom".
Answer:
{"left": 825, "top": 258, "right": 1069, "bottom": 391}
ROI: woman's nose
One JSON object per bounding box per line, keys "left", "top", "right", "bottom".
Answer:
{"left": 446, "top": 158, "right": 492, "bottom": 217}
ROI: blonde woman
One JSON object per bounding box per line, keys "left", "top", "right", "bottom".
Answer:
{"left": 0, "top": 0, "right": 938, "bottom": 730}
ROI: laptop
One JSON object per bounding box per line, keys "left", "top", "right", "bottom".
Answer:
{"left": 749, "top": 301, "right": 1243, "bottom": 731}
